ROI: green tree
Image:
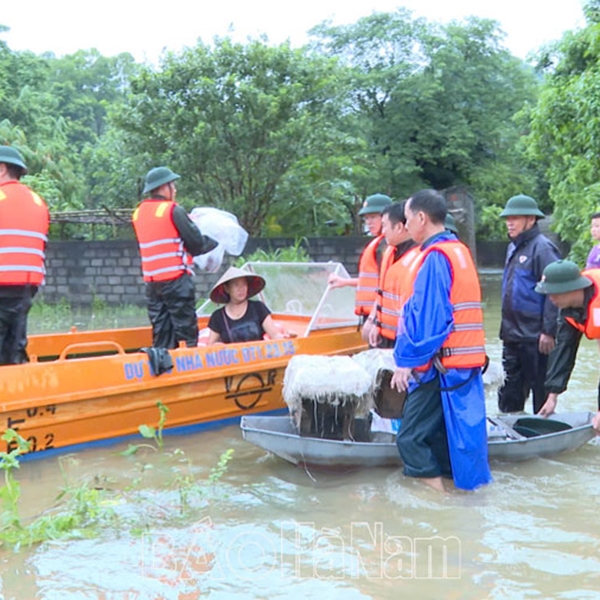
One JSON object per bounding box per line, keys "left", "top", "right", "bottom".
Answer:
{"left": 114, "top": 38, "right": 356, "bottom": 235}
{"left": 0, "top": 30, "right": 141, "bottom": 213}
{"left": 311, "top": 11, "right": 540, "bottom": 219}
{"left": 80, "top": 125, "right": 148, "bottom": 212}
{"left": 310, "top": 10, "right": 429, "bottom": 197}
{"left": 45, "top": 50, "right": 141, "bottom": 210}
{"left": 526, "top": 3, "right": 600, "bottom": 262}
{"left": 0, "top": 32, "right": 86, "bottom": 210}
{"left": 47, "top": 50, "right": 138, "bottom": 150}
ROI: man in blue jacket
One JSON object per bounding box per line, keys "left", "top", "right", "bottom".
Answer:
{"left": 498, "top": 194, "right": 561, "bottom": 414}
{"left": 391, "top": 189, "right": 491, "bottom": 492}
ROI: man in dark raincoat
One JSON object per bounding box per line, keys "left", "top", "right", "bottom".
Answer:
{"left": 498, "top": 194, "right": 561, "bottom": 414}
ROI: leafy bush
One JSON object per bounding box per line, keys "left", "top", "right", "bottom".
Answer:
{"left": 235, "top": 238, "right": 312, "bottom": 265}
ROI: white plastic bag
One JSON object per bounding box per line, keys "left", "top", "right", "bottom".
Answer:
{"left": 189, "top": 207, "right": 249, "bottom": 273}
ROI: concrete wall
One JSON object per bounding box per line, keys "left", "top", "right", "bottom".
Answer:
{"left": 39, "top": 237, "right": 510, "bottom": 307}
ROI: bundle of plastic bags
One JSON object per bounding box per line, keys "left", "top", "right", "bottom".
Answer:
{"left": 188, "top": 207, "right": 249, "bottom": 273}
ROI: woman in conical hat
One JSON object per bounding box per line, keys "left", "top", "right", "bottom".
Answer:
{"left": 206, "top": 266, "right": 290, "bottom": 344}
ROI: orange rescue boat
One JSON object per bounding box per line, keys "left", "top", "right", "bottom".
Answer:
{"left": 0, "top": 262, "right": 366, "bottom": 459}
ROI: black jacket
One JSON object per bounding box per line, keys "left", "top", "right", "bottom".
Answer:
{"left": 545, "top": 285, "right": 595, "bottom": 394}
{"left": 500, "top": 224, "right": 561, "bottom": 342}
{"left": 171, "top": 205, "right": 218, "bottom": 257}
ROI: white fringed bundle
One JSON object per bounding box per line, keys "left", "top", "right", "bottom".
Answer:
{"left": 282, "top": 354, "right": 373, "bottom": 414}
{"left": 482, "top": 360, "right": 505, "bottom": 388}
{"left": 351, "top": 348, "right": 396, "bottom": 383}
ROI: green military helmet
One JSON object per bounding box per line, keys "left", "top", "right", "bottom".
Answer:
{"left": 142, "top": 166, "right": 180, "bottom": 195}
{"left": 358, "top": 193, "right": 393, "bottom": 216}
{"left": 0, "top": 145, "right": 28, "bottom": 174}
{"left": 499, "top": 194, "right": 545, "bottom": 219}
{"left": 534, "top": 260, "right": 592, "bottom": 295}
{"left": 444, "top": 213, "right": 459, "bottom": 234}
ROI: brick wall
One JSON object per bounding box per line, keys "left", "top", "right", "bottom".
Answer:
{"left": 39, "top": 237, "right": 508, "bottom": 307}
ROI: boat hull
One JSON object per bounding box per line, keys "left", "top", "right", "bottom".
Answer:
{"left": 1, "top": 323, "right": 365, "bottom": 458}
{"left": 240, "top": 413, "right": 596, "bottom": 470}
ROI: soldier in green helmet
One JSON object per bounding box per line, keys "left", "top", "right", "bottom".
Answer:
{"left": 497, "top": 194, "right": 562, "bottom": 414}
{"left": 328, "top": 193, "right": 392, "bottom": 323}
{"left": 132, "top": 166, "right": 217, "bottom": 349}
{"left": 534, "top": 259, "right": 600, "bottom": 431}
{"left": 0, "top": 145, "right": 50, "bottom": 365}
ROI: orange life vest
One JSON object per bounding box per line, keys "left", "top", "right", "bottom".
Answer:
{"left": 355, "top": 235, "right": 385, "bottom": 316}
{"left": 565, "top": 269, "right": 600, "bottom": 339}
{"left": 376, "top": 244, "right": 421, "bottom": 340}
{"left": 132, "top": 200, "right": 192, "bottom": 282}
{"left": 403, "top": 240, "right": 486, "bottom": 370}
{"left": 0, "top": 181, "right": 49, "bottom": 286}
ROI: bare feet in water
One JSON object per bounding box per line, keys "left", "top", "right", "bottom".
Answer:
{"left": 422, "top": 476, "right": 447, "bottom": 493}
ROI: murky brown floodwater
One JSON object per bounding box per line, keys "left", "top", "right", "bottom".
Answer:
{"left": 1, "top": 271, "right": 600, "bottom": 600}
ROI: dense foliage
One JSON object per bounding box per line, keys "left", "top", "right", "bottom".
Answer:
{"left": 0, "top": 7, "right": 591, "bottom": 239}
{"left": 526, "top": 1, "right": 600, "bottom": 263}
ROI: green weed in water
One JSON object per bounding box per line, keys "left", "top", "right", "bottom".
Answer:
{"left": 0, "top": 411, "right": 236, "bottom": 548}
{"left": 208, "top": 448, "right": 235, "bottom": 485}
{"left": 170, "top": 448, "right": 235, "bottom": 514}
{"left": 0, "top": 434, "right": 116, "bottom": 548}
{"left": 121, "top": 400, "right": 169, "bottom": 455}
{"left": 0, "top": 430, "right": 31, "bottom": 531}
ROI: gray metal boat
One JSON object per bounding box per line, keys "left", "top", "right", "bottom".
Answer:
{"left": 240, "top": 412, "right": 596, "bottom": 470}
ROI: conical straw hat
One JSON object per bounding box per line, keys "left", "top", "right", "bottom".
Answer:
{"left": 209, "top": 266, "right": 266, "bottom": 304}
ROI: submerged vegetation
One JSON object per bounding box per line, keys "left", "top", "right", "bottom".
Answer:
{"left": 0, "top": 403, "right": 235, "bottom": 550}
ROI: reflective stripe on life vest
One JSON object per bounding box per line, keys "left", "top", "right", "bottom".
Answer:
{"left": 355, "top": 235, "right": 385, "bottom": 316}
{"left": 0, "top": 182, "right": 49, "bottom": 285}
{"left": 565, "top": 269, "right": 600, "bottom": 339}
{"left": 376, "top": 244, "right": 421, "bottom": 340}
{"left": 404, "top": 240, "right": 486, "bottom": 370}
{"left": 132, "top": 200, "right": 192, "bottom": 282}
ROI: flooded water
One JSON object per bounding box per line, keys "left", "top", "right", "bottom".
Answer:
{"left": 2, "top": 272, "right": 600, "bottom": 599}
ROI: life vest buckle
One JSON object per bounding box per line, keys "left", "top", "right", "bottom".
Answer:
{"left": 432, "top": 353, "right": 448, "bottom": 374}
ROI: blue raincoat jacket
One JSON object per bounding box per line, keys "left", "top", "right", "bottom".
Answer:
{"left": 394, "top": 231, "right": 492, "bottom": 490}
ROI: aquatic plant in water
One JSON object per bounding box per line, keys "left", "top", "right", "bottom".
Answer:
{"left": 0, "top": 407, "right": 236, "bottom": 549}
{"left": 0, "top": 429, "right": 30, "bottom": 531}
{"left": 121, "top": 402, "right": 235, "bottom": 515}
{"left": 121, "top": 400, "right": 169, "bottom": 455}
{"left": 0, "top": 432, "right": 115, "bottom": 548}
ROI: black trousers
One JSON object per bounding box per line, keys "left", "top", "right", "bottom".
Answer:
{"left": 497, "top": 340, "right": 548, "bottom": 414}
{"left": 0, "top": 286, "right": 36, "bottom": 365}
{"left": 146, "top": 274, "right": 198, "bottom": 349}
{"left": 396, "top": 376, "right": 452, "bottom": 479}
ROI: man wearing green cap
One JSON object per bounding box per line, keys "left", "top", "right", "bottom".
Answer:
{"left": 132, "top": 166, "right": 217, "bottom": 349}
{"left": 0, "top": 145, "right": 49, "bottom": 365}
{"left": 497, "top": 194, "right": 561, "bottom": 414}
{"left": 534, "top": 259, "right": 600, "bottom": 430}
{"left": 328, "top": 193, "right": 392, "bottom": 322}
{"left": 363, "top": 201, "right": 416, "bottom": 349}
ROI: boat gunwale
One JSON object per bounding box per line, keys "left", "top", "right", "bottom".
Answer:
{"left": 1, "top": 328, "right": 366, "bottom": 411}
{"left": 240, "top": 413, "right": 597, "bottom": 467}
